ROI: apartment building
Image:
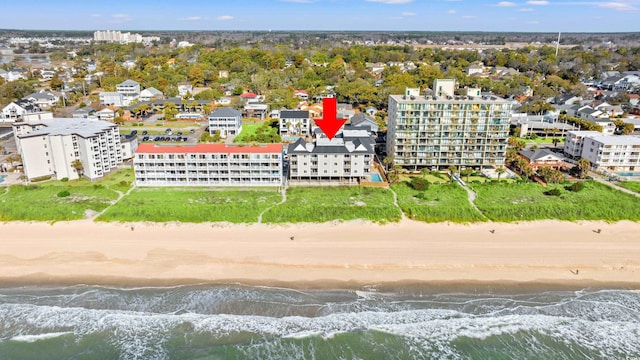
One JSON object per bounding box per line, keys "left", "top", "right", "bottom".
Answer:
{"left": 208, "top": 108, "right": 242, "bottom": 138}
{"left": 387, "top": 80, "right": 512, "bottom": 170}
{"left": 288, "top": 129, "right": 375, "bottom": 182}
{"left": 279, "top": 110, "right": 310, "bottom": 137}
{"left": 133, "top": 143, "right": 283, "bottom": 186}
{"left": 563, "top": 131, "right": 603, "bottom": 159}
{"left": 13, "top": 118, "right": 123, "bottom": 181}
{"left": 579, "top": 135, "right": 640, "bottom": 172}
{"left": 116, "top": 79, "right": 141, "bottom": 106}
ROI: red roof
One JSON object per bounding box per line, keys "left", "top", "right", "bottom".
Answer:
{"left": 240, "top": 92, "right": 258, "bottom": 98}
{"left": 295, "top": 90, "right": 308, "bottom": 94}
{"left": 136, "top": 143, "right": 282, "bottom": 154}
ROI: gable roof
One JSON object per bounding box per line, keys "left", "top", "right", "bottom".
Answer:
{"left": 280, "top": 110, "right": 309, "bottom": 119}
{"left": 519, "top": 148, "right": 563, "bottom": 162}
{"left": 350, "top": 113, "right": 376, "bottom": 127}
{"left": 118, "top": 79, "right": 139, "bottom": 86}
{"left": 209, "top": 107, "right": 242, "bottom": 118}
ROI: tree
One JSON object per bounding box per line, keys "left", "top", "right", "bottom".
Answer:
{"left": 448, "top": 165, "right": 458, "bottom": 182}
{"left": 71, "top": 159, "right": 84, "bottom": 178}
{"left": 495, "top": 167, "right": 506, "bottom": 182}
{"left": 461, "top": 168, "right": 473, "bottom": 182}
{"left": 552, "top": 137, "right": 560, "bottom": 148}
{"left": 6, "top": 154, "right": 21, "bottom": 167}
{"left": 521, "top": 165, "right": 534, "bottom": 181}
{"left": 577, "top": 158, "right": 591, "bottom": 179}
{"left": 383, "top": 157, "right": 393, "bottom": 172}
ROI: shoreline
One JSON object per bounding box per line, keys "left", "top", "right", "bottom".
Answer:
{"left": 1, "top": 219, "right": 639, "bottom": 288}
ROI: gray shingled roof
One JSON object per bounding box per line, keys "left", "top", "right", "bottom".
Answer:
{"left": 519, "top": 148, "right": 563, "bottom": 162}
{"left": 118, "top": 79, "right": 139, "bottom": 86}
{"left": 280, "top": 110, "right": 309, "bottom": 119}
{"left": 17, "top": 118, "right": 117, "bottom": 139}
{"left": 209, "top": 107, "right": 241, "bottom": 118}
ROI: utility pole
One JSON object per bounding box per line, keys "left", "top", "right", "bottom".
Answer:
{"left": 555, "top": 32, "right": 561, "bottom": 57}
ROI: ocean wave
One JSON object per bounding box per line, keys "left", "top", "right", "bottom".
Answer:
{"left": 8, "top": 331, "right": 73, "bottom": 343}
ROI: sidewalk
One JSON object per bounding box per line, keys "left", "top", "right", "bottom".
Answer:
{"left": 589, "top": 171, "right": 640, "bottom": 198}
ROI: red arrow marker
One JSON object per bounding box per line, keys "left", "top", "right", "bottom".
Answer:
{"left": 315, "top": 97, "right": 346, "bottom": 140}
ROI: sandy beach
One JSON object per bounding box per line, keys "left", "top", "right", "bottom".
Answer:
{"left": 0, "top": 219, "right": 639, "bottom": 287}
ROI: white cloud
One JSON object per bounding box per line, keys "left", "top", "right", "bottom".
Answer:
{"left": 448, "top": 9, "right": 457, "bottom": 13}
{"left": 365, "top": 0, "right": 414, "bottom": 4}
{"left": 402, "top": 11, "right": 417, "bottom": 16}
{"left": 597, "top": 2, "right": 637, "bottom": 11}
{"left": 110, "top": 14, "right": 132, "bottom": 23}
{"left": 179, "top": 16, "right": 204, "bottom": 21}
{"left": 497, "top": 1, "right": 516, "bottom": 6}
{"left": 217, "top": 15, "right": 234, "bottom": 20}
{"left": 526, "top": 0, "right": 549, "bottom": 4}
{"left": 519, "top": 7, "right": 535, "bottom": 11}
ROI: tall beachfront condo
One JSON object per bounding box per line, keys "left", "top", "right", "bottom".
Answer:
{"left": 569, "top": 133, "right": 640, "bottom": 173}
{"left": 387, "top": 80, "right": 513, "bottom": 170}
{"left": 13, "top": 118, "right": 123, "bottom": 181}
{"left": 133, "top": 143, "right": 283, "bottom": 186}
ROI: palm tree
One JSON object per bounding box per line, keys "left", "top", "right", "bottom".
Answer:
{"left": 522, "top": 165, "right": 534, "bottom": 181}
{"left": 552, "top": 137, "right": 560, "bottom": 148}
{"left": 383, "top": 157, "right": 393, "bottom": 172}
{"left": 577, "top": 158, "right": 591, "bottom": 179}
{"left": 448, "top": 165, "right": 458, "bottom": 183}
{"left": 71, "top": 159, "right": 84, "bottom": 178}
{"left": 495, "top": 167, "right": 506, "bottom": 182}
{"left": 461, "top": 168, "right": 473, "bottom": 182}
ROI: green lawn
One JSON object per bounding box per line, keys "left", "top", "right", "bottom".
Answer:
{"left": 618, "top": 181, "right": 640, "bottom": 194}
{"left": 97, "top": 187, "right": 281, "bottom": 223}
{"left": 400, "top": 173, "right": 449, "bottom": 184}
{"left": 261, "top": 186, "right": 401, "bottom": 223}
{"left": 392, "top": 183, "right": 486, "bottom": 223}
{"left": 234, "top": 123, "right": 279, "bottom": 144}
{"left": 472, "top": 181, "right": 640, "bottom": 222}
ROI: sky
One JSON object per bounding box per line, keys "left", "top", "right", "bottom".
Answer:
{"left": 1, "top": 0, "right": 640, "bottom": 33}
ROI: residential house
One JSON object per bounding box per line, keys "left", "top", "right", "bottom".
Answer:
{"left": 208, "top": 107, "right": 242, "bottom": 138}
{"left": 139, "top": 87, "right": 164, "bottom": 102}
{"left": 466, "top": 62, "right": 484, "bottom": 76}
{"left": 279, "top": 110, "right": 310, "bottom": 137}
{"left": 99, "top": 92, "right": 124, "bottom": 107}
{"left": 294, "top": 90, "right": 309, "bottom": 101}
{"left": 12, "top": 118, "right": 123, "bottom": 181}
{"left": 218, "top": 70, "right": 229, "bottom": 79}
{"left": 215, "top": 97, "right": 231, "bottom": 106}
{"left": 133, "top": 143, "right": 283, "bottom": 187}
{"left": 0, "top": 69, "right": 27, "bottom": 82}
{"left": 1, "top": 100, "right": 41, "bottom": 121}
{"left": 365, "top": 107, "right": 378, "bottom": 117}
{"left": 122, "top": 59, "right": 136, "bottom": 70}
{"left": 72, "top": 107, "right": 96, "bottom": 119}
{"left": 86, "top": 62, "right": 97, "bottom": 72}
{"left": 22, "top": 90, "right": 60, "bottom": 109}
{"left": 243, "top": 102, "right": 268, "bottom": 120}
{"left": 178, "top": 82, "right": 193, "bottom": 97}
{"left": 96, "top": 108, "right": 116, "bottom": 121}
{"left": 349, "top": 113, "right": 379, "bottom": 134}
{"left": 116, "top": 79, "right": 140, "bottom": 106}
{"left": 518, "top": 148, "right": 566, "bottom": 171}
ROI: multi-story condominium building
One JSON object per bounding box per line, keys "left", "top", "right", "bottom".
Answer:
{"left": 563, "top": 131, "right": 603, "bottom": 159}
{"left": 288, "top": 129, "right": 375, "bottom": 182}
{"left": 133, "top": 143, "right": 283, "bottom": 186}
{"left": 116, "top": 80, "right": 140, "bottom": 106}
{"left": 208, "top": 108, "right": 242, "bottom": 138}
{"left": 279, "top": 110, "right": 310, "bottom": 137}
{"left": 99, "top": 92, "right": 124, "bottom": 107}
{"left": 13, "top": 118, "right": 123, "bottom": 181}
{"left": 578, "top": 135, "right": 640, "bottom": 172}
{"left": 387, "top": 80, "right": 512, "bottom": 170}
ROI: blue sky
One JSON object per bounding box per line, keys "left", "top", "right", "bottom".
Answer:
{"left": 2, "top": 0, "right": 639, "bottom": 32}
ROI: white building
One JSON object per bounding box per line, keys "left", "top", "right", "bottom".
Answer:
{"left": 23, "top": 90, "right": 59, "bottom": 109}
{"left": 96, "top": 108, "right": 115, "bottom": 121}
{"left": 99, "top": 92, "right": 124, "bottom": 107}
{"left": 208, "top": 107, "right": 242, "bottom": 138}
{"left": 279, "top": 110, "right": 310, "bottom": 137}
{"left": 139, "top": 87, "right": 163, "bottom": 102}
{"left": 133, "top": 143, "right": 283, "bottom": 186}
{"left": 577, "top": 135, "right": 640, "bottom": 172}
{"left": 178, "top": 82, "right": 193, "bottom": 97}
{"left": 13, "top": 118, "right": 123, "bottom": 181}
{"left": 116, "top": 79, "right": 140, "bottom": 106}
{"left": 563, "top": 131, "right": 603, "bottom": 159}
{"left": 288, "top": 129, "right": 375, "bottom": 182}
{"left": 1, "top": 100, "right": 41, "bottom": 122}
{"left": 120, "top": 133, "right": 139, "bottom": 160}
{"left": 387, "top": 81, "right": 512, "bottom": 170}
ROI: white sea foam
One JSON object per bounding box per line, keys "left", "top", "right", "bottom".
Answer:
{"left": 9, "top": 331, "right": 73, "bottom": 343}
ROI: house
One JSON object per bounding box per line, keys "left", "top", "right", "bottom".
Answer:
{"left": 133, "top": 143, "right": 283, "bottom": 186}
{"left": 279, "top": 110, "right": 310, "bottom": 137}
{"left": 86, "top": 62, "right": 97, "bottom": 72}
{"left": 518, "top": 148, "right": 566, "bottom": 171}
{"left": 294, "top": 90, "right": 309, "bottom": 101}
{"left": 22, "top": 90, "right": 60, "bottom": 109}
{"left": 1, "top": 100, "right": 41, "bottom": 121}
{"left": 122, "top": 59, "right": 136, "bottom": 70}
{"left": 466, "top": 62, "right": 484, "bottom": 76}
{"left": 556, "top": 94, "right": 583, "bottom": 106}
{"left": 240, "top": 92, "right": 258, "bottom": 101}
{"left": 350, "top": 113, "right": 379, "bottom": 134}
{"left": 96, "top": 108, "right": 115, "bottom": 121}
{"left": 115, "top": 79, "right": 140, "bottom": 106}
{"left": 0, "top": 69, "right": 27, "bottom": 82}
{"left": 218, "top": 70, "right": 229, "bottom": 79}
{"left": 364, "top": 107, "right": 377, "bottom": 117}
{"left": 12, "top": 118, "right": 123, "bottom": 181}
{"left": 99, "top": 92, "right": 124, "bottom": 107}
{"left": 40, "top": 69, "right": 56, "bottom": 80}
{"left": 178, "top": 82, "right": 193, "bottom": 97}
{"left": 215, "top": 97, "right": 231, "bottom": 106}
{"left": 243, "top": 102, "right": 268, "bottom": 120}
{"left": 139, "top": 87, "right": 164, "bottom": 102}
{"left": 208, "top": 107, "right": 242, "bottom": 138}
{"left": 72, "top": 107, "right": 96, "bottom": 119}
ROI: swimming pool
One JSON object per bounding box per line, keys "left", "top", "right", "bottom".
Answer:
{"left": 0, "top": 175, "right": 6, "bottom": 184}
{"left": 371, "top": 174, "right": 383, "bottom": 182}
{"left": 617, "top": 172, "right": 640, "bottom": 177}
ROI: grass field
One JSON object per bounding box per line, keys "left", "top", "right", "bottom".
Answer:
{"left": 472, "top": 181, "right": 640, "bottom": 222}
{"left": 233, "top": 123, "right": 279, "bottom": 143}
{"left": 618, "top": 181, "right": 640, "bottom": 194}
{"left": 392, "top": 183, "right": 486, "bottom": 223}
{"left": 261, "top": 186, "right": 402, "bottom": 223}
{"left": 97, "top": 187, "right": 281, "bottom": 223}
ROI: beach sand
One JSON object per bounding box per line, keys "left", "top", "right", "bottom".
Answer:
{"left": 0, "top": 220, "right": 639, "bottom": 287}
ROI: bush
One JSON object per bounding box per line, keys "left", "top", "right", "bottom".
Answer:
{"left": 565, "top": 182, "right": 585, "bottom": 192}
{"left": 544, "top": 188, "right": 562, "bottom": 196}
{"left": 57, "top": 190, "right": 71, "bottom": 198}
{"left": 60, "top": 177, "right": 69, "bottom": 182}
{"left": 410, "top": 177, "right": 430, "bottom": 191}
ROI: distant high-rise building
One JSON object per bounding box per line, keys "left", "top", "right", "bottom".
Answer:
{"left": 387, "top": 80, "right": 512, "bottom": 170}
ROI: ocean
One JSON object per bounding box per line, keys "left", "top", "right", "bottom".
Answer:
{"left": 0, "top": 283, "right": 639, "bottom": 359}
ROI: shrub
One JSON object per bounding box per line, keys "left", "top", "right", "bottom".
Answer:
{"left": 411, "top": 177, "right": 430, "bottom": 191}
{"left": 544, "top": 188, "right": 562, "bottom": 196}
{"left": 565, "top": 182, "right": 585, "bottom": 192}
{"left": 60, "top": 177, "right": 69, "bottom": 182}
{"left": 57, "top": 190, "right": 71, "bottom": 198}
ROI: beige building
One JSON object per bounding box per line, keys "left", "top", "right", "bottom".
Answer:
{"left": 13, "top": 118, "right": 123, "bottom": 181}
{"left": 387, "top": 81, "right": 512, "bottom": 170}
{"left": 134, "top": 143, "right": 283, "bottom": 186}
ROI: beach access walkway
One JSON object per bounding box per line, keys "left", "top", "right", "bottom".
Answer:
{"left": 589, "top": 171, "right": 640, "bottom": 199}
{"left": 453, "top": 175, "right": 487, "bottom": 219}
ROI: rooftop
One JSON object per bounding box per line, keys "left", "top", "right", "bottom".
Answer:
{"left": 590, "top": 135, "right": 640, "bottom": 145}
{"left": 390, "top": 94, "right": 511, "bottom": 104}
{"left": 136, "top": 143, "right": 283, "bottom": 154}
{"left": 16, "top": 118, "right": 117, "bottom": 139}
